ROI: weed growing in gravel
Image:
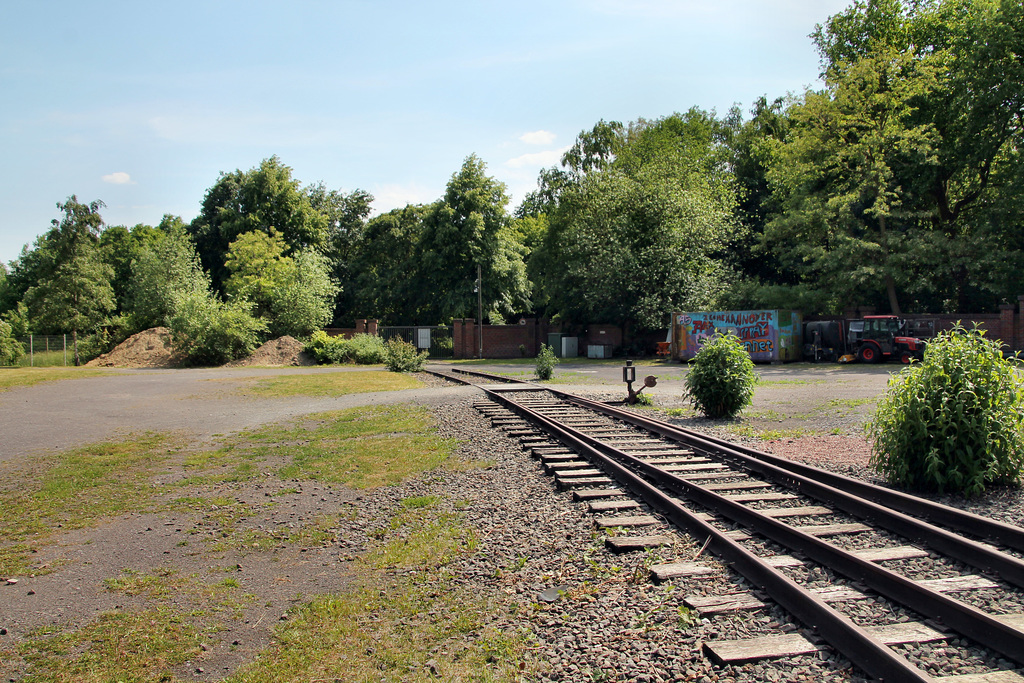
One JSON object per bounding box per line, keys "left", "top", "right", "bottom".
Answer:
{"left": 0, "top": 433, "right": 180, "bottom": 577}
{"left": 726, "top": 425, "right": 816, "bottom": 440}
{"left": 368, "top": 497, "right": 478, "bottom": 570}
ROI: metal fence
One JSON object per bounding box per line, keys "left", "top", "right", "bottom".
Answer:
{"left": 6, "top": 335, "right": 71, "bottom": 367}
{"left": 379, "top": 326, "right": 454, "bottom": 359}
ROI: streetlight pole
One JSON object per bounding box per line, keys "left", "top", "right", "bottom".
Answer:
{"left": 477, "top": 264, "right": 483, "bottom": 359}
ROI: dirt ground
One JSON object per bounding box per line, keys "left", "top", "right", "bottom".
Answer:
{"left": 0, "top": 362, "right": 895, "bottom": 681}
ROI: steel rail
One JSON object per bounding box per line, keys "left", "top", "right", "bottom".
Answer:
{"left": 495, "top": 389, "right": 1024, "bottom": 669}
{"left": 552, "top": 389, "right": 1024, "bottom": 591}
{"left": 442, "top": 363, "right": 1018, "bottom": 543}
{"left": 484, "top": 386, "right": 938, "bottom": 683}
{"left": 445, "top": 367, "right": 1024, "bottom": 553}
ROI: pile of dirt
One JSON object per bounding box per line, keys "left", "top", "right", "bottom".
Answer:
{"left": 85, "top": 327, "right": 182, "bottom": 368}
{"left": 225, "top": 335, "right": 314, "bottom": 367}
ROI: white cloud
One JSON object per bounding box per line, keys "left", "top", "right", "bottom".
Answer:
{"left": 102, "top": 171, "right": 134, "bottom": 185}
{"left": 370, "top": 182, "right": 439, "bottom": 214}
{"left": 505, "top": 146, "right": 570, "bottom": 169}
{"left": 520, "top": 130, "right": 556, "bottom": 145}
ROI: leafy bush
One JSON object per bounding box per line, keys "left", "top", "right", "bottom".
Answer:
{"left": 868, "top": 324, "right": 1024, "bottom": 496}
{"left": 305, "top": 332, "right": 386, "bottom": 365}
{"left": 0, "top": 319, "right": 23, "bottom": 366}
{"left": 536, "top": 344, "right": 558, "bottom": 380}
{"left": 383, "top": 337, "right": 428, "bottom": 372}
{"left": 167, "top": 291, "right": 266, "bottom": 366}
{"left": 683, "top": 334, "right": 756, "bottom": 419}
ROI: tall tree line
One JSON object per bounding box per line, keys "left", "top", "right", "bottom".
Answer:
{"left": 2, "top": 0, "right": 1021, "bottom": 364}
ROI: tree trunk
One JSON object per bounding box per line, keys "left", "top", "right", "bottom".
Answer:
{"left": 878, "top": 216, "right": 902, "bottom": 315}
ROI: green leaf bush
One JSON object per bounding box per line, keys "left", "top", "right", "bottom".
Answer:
{"left": 305, "top": 332, "right": 386, "bottom": 365}
{"left": 383, "top": 337, "right": 428, "bottom": 372}
{"left": 167, "top": 290, "right": 266, "bottom": 366}
{"left": 868, "top": 324, "right": 1024, "bottom": 496}
{"left": 0, "top": 319, "right": 24, "bottom": 366}
{"left": 683, "top": 334, "right": 757, "bottom": 419}
{"left": 536, "top": 344, "right": 558, "bottom": 380}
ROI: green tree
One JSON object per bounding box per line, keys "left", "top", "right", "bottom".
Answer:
{"left": 766, "top": 0, "right": 1024, "bottom": 314}
{"left": 266, "top": 249, "right": 339, "bottom": 338}
{"left": 413, "top": 156, "right": 531, "bottom": 323}
{"left": 98, "top": 222, "right": 163, "bottom": 313}
{"left": 540, "top": 111, "right": 738, "bottom": 333}
{"left": 349, "top": 204, "right": 428, "bottom": 325}
{"left": 768, "top": 46, "right": 939, "bottom": 315}
{"left": 127, "top": 217, "right": 209, "bottom": 331}
{"left": 189, "top": 157, "right": 328, "bottom": 292}
{"left": 23, "top": 197, "right": 115, "bottom": 365}
{"left": 306, "top": 183, "right": 373, "bottom": 326}
{"left": 224, "top": 230, "right": 338, "bottom": 338}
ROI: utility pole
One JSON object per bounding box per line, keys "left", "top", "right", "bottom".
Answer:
{"left": 477, "top": 264, "right": 483, "bottom": 359}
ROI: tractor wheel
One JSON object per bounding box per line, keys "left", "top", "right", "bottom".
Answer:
{"left": 900, "top": 351, "right": 913, "bottom": 364}
{"left": 858, "top": 345, "right": 879, "bottom": 363}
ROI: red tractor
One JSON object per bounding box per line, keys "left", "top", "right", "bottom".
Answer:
{"left": 848, "top": 315, "right": 926, "bottom": 364}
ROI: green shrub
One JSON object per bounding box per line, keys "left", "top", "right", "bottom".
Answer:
{"left": 383, "top": 337, "right": 428, "bottom": 372}
{"left": 683, "top": 334, "right": 756, "bottom": 419}
{"left": 305, "top": 332, "right": 386, "bottom": 365}
{"left": 536, "top": 344, "right": 558, "bottom": 380}
{"left": 0, "top": 319, "right": 24, "bottom": 366}
{"left": 868, "top": 324, "right": 1024, "bottom": 496}
{"left": 167, "top": 291, "right": 266, "bottom": 366}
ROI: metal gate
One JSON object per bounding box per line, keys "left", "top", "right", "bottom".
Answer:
{"left": 378, "top": 326, "right": 454, "bottom": 359}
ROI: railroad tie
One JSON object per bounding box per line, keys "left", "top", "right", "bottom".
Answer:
{"left": 571, "top": 488, "right": 627, "bottom": 502}
{"left": 649, "top": 561, "right": 721, "bottom": 582}
{"left": 703, "top": 621, "right": 945, "bottom": 665}
{"left": 557, "top": 476, "right": 614, "bottom": 490}
{"left": 588, "top": 499, "right": 642, "bottom": 513}
{"left": 686, "top": 573, "right": 1000, "bottom": 615}
{"left": 605, "top": 534, "right": 675, "bottom": 553}
{"left": 594, "top": 514, "right": 660, "bottom": 529}
{"left": 938, "top": 671, "right": 1024, "bottom": 682}
{"left": 544, "top": 460, "right": 595, "bottom": 475}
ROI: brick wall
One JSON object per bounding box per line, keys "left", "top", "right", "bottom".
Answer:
{"left": 452, "top": 319, "right": 548, "bottom": 358}
{"left": 323, "top": 319, "right": 378, "bottom": 339}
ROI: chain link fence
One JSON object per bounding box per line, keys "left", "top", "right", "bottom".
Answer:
{"left": 4, "top": 335, "right": 72, "bottom": 367}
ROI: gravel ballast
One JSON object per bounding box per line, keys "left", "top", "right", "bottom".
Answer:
{"left": 2, "top": 369, "right": 1023, "bottom": 681}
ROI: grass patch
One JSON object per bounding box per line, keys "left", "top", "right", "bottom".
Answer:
{"left": 0, "top": 367, "right": 113, "bottom": 392}
{"left": 18, "top": 568, "right": 253, "bottom": 681}
{"left": 0, "top": 433, "right": 181, "bottom": 577}
{"left": 17, "top": 606, "right": 206, "bottom": 682}
{"left": 239, "top": 369, "right": 424, "bottom": 398}
{"left": 224, "top": 497, "right": 530, "bottom": 683}
{"left": 826, "top": 397, "right": 876, "bottom": 409}
{"left": 757, "top": 378, "right": 828, "bottom": 386}
{"left": 183, "top": 405, "right": 454, "bottom": 489}
{"left": 726, "top": 425, "right": 817, "bottom": 440}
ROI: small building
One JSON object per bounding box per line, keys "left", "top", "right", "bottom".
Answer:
{"left": 671, "top": 310, "right": 803, "bottom": 363}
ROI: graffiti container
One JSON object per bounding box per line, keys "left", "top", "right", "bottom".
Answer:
{"left": 671, "top": 310, "right": 803, "bottom": 363}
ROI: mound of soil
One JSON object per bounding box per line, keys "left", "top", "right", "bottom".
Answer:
{"left": 85, "top": 327, "right": 182, "bottom": 368}
{"left": 226, "top": 335, "right": 314, "bottom": 367}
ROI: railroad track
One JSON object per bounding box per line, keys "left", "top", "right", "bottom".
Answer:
{"left": 427, "top": 365, "right": 1024, "bottom": 682}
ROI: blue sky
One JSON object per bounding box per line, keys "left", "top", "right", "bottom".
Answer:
{"left": 0, "top": 0, "right": 850, "bottom": 266}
